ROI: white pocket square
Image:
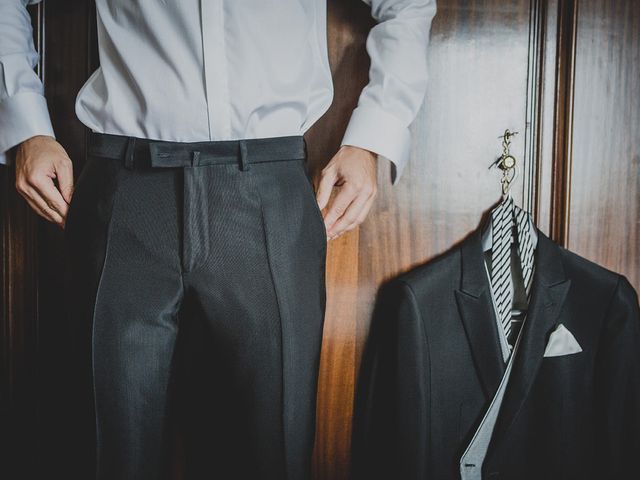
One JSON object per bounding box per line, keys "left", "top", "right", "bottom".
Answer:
{"left": 543, "top": 323, "right": 582, "bottom": 357}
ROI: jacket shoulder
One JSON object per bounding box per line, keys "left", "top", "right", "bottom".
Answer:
{"left": 392, "top": 246, "right": 462, "bottom": 298}
{"left": 559, "top": 246, "right": 622, "bottom": 292}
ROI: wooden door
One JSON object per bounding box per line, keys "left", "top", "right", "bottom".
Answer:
{"left": 1, "top": 1, "right": 638, "bottom": 479}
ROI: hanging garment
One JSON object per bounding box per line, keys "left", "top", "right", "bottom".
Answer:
{"left": 351, "top": 219, "right": 640, "bottom": 480}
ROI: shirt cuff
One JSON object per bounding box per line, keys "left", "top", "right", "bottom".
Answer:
{"left": 0, "top": 91, "right": 55, "bottom": 166}
{"left": 339, "top": 103, "right": 411, "bottom": 186}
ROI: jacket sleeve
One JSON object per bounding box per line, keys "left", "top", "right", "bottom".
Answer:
{"left": 594, "top": 275, "right": 640, "bottom": 477}
{"left": 341, "top": 0, "right": 437, "bottom": 186}
{"left": 351, "top": 279, "right": 430, "bottom": 479}
{"left": 0, "top": 0, "right": 54, "bottom": 167}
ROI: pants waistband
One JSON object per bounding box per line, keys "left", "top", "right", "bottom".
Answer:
{"left": 87, "top": 131, "right": 308, "bottom": 171}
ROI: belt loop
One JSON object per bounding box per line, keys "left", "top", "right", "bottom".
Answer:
{"left": 192, "top": 151, "right": 201, "bottom": 167}
{"left": 303, "top": 136, "right": 310, "bottom": 165}
{"left": 124, "top": 137, "right": 136, "bottom": 170}
{"left": 239, "top": 140, "right": 250, "bottom": 171}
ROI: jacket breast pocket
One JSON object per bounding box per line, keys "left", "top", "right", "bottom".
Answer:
{"left": 537, "top": 351, "right": 590, "bottom": 401}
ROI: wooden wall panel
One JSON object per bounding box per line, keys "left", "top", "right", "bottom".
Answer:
{"left": 565, "top": 0, "right": 639, "bottom": 287}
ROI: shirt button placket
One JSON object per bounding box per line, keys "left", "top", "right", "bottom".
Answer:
{"left": 200, "top": 0, "right": 232, "bottom": 140}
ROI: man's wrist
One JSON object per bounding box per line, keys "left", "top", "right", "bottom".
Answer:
{"left": 21, "top": 134, "right": 56, "bottom": 146}
{"left": 340, "top": 144, "right": 378, "bottom": 161}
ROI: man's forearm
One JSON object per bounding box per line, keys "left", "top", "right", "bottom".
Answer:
{"left": 0, "top": 0, "right": 55, "bottom": 166}
{"left": 340, "top": 0, "right": 437, "bottom": 185}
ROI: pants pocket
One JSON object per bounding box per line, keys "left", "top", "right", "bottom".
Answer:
{"left": 294, "top": 159, "right": 327, "bottom": 242}
{"left": 63, "top": 155, "right": 124, "bottom": 251}
{"left": 64, "top": 156, "right": 98, "bottom": 236}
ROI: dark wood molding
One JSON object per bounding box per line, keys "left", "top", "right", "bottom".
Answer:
{"left": 523, "top": 0, "right": 547, "bottom": 217}
{"left": 549, "top": 0, "right": 579, "bottom": 245}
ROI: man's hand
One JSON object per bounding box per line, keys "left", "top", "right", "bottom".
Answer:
{"left": 14, "top": 135, "right": 74, "bottom": 229}
{"left": 315, "top": 145, "right": 378, "bottom": 240}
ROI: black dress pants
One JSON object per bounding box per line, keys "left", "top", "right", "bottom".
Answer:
{"left": 63, "top": 132, "right": 327, "bottom": 479}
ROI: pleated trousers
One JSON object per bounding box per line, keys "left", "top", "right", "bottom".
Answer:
{"left": 63, "top": 132, "right": 327, "bottom": 480}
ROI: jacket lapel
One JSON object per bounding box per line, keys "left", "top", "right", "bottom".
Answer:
{"left": 490, "top": 228, "right": 571, "bottom": 447}
{"left": 455, "top": 227, "right": 506, "bottom": 399}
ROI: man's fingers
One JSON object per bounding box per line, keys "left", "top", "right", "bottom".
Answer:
{"left": 19, "top": 193, "right": 51, "bottom": 221}
{"left": 30, "top": 174, "right": 69, "bottom": 219}
{"left": 314, "top": 145, "right": 379, "bottom": 239}
{"left": 55, "top": 158, "right": 75, "bottom": 204}
{"left": 13, "top": 136, "right": 75, "bottom": 228}
{"left": 316, "top": 166, "right": 337, "bottom": 212}
{"left": 324, "top": 182, "right": 359, "bottom": 235}
{"left": 19, "top": 184, "right": 65, "bottom": 226}
{"left": 327, "top": 185, "right": 374, "bottom": 238}
{"left": 352, "top": 190, "right": 377, "bottom": 227}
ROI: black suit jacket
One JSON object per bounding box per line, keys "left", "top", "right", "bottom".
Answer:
{"left": 352, "top": 225, "right": 640, "bottom": 480}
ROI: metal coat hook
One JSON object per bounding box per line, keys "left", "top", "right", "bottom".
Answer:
{"left": 488, "top": 129, "right": 519, "bottom": 198}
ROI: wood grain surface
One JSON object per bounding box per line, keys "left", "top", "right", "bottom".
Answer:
{"left": 566, "top": 0, "right": 639, "bottom": 286}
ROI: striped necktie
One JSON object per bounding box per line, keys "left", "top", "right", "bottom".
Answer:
{"left": 489, "top": 196, "right": 536, "bottom": 344}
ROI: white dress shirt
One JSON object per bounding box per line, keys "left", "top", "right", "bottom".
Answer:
{"left": 0, "top": 0, "right": 436, "bottom": 185}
